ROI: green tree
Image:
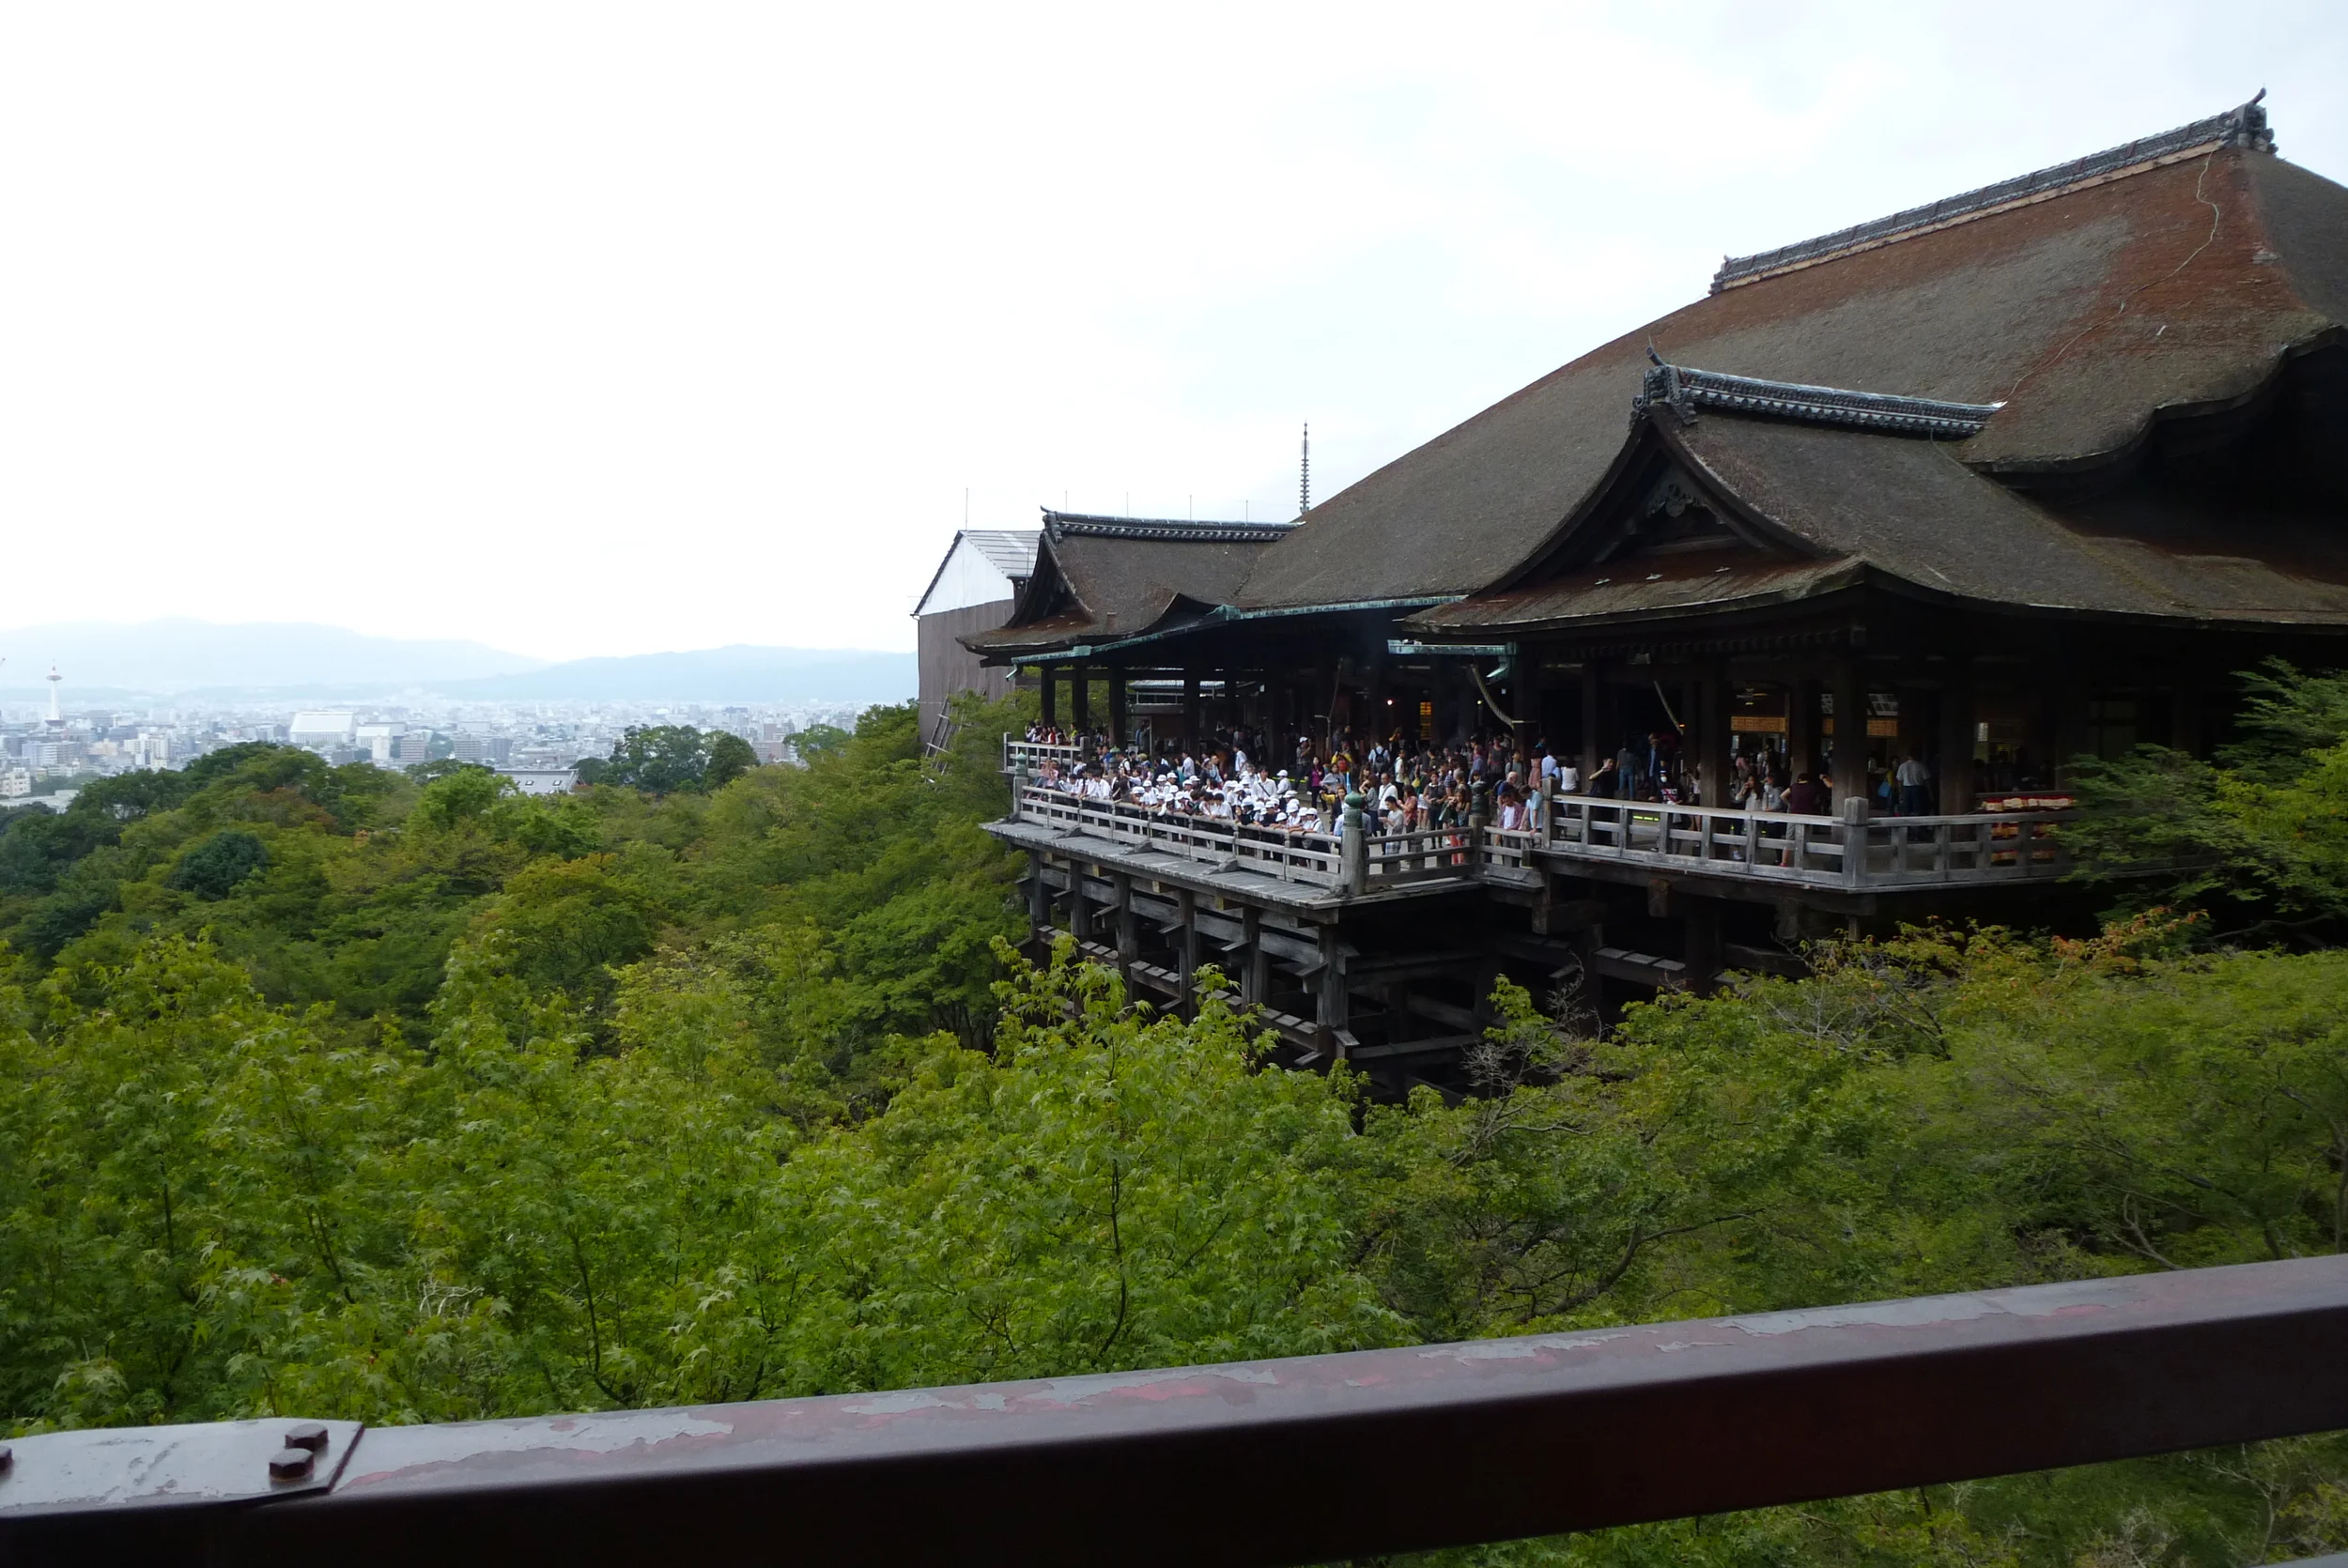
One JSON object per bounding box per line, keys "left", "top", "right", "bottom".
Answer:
{"left": 703, "top": 731, "right": 757, "bottom": 790}
{"left": 2067, "top": 661, "right": 2348, "bottom": 930}
{"left": 167, "top": 830, "right": 270, "bottom": 899}
{"left": 600, "top": 725, "right": 713, "bottom": 794}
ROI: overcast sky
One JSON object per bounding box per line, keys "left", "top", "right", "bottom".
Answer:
{"left": 3, "top": 3, "right": 2341, "bottom": 661}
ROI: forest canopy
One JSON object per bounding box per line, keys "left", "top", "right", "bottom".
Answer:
{"left": 4, "top": 689, "right": 2346, "bottom": 1567}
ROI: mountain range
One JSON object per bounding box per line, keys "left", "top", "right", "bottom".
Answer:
{"left": 0, "top": 621, "right": 913, "bottom": 705}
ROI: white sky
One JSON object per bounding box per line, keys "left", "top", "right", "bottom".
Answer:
{"left": 3, "top": 3, "right": 2342, "bottom": 661}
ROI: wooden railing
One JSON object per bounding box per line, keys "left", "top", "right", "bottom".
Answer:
{"left": 1009, "top": 785, "right": 2074, "bottom": 898}
{"left": 1004, "top": 735, "right": 1085, "bottom": 773}
{"left": 1013, "top": 788, "right": 1464, "bottom": 893}
{"left": 1543, "top": 793, "right": 2072, "bottom": 889}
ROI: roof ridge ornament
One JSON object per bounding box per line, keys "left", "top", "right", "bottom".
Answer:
{"left": 1039, "top": 509, "right": 1300, "bottom": 545}
{"left": 1633, "top": 356, "right": 2004, "bottom": 438}
{"left": 1712, "top": 94, "right": 2278, "bottom": 294}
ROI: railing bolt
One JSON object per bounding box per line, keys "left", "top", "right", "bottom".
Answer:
{"left": 286, "top": 1422, "right": 331, "bottom": 1453}
{"left": 270, "top": 1446, "right": 316, "bottom": 1482}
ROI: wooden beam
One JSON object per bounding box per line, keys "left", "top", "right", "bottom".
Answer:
{"left": 1346, "top": 1034, "right": 1480, "bottom": 1063}
{"left": 1404, "top": 993, "right": 1479, "bottom": 1032}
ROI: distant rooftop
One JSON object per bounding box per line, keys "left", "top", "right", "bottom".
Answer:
{"left": 1712, "top": 94, "right": 2278, "bottom": 293}
{"left": 958, "top": 529, "right": 1041, "bottom": 579}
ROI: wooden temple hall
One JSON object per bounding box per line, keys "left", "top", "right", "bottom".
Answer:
{"left": 965, "top": 97, "right": 2348, "bottom": 1092}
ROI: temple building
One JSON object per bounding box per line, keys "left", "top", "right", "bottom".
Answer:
{"left": 913, "top": 529, "right": 1039, "bottom": 751}
{"left": 967, "top": 97, "right": 2348, "bottom": 1094}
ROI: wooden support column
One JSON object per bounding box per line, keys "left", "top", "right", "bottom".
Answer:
{"left": 1696, "top": 666, "right": 1730, "bottom": 808}
{"left": 1112, "top": 873, "right": 1137, "bottom": 992}
{"left": 1831, "top": 658, "right": 1869, "bottom": 807}
{"left": 2052, "top": 667, "right": 2089, "bottom": 783}
{"left": 1580, "top": 663, "right": 1604, "bottom": 782}
{"left": 2173, "top": 684, "right": 2204, "bottom": 759}
{"left": 1182, "top": 668, "right": 1201, "bottom": 750}
{"left": 1314, "top": 654, "right": 1336, "bottom": 748}
{"left": 1027, "top": 852, "right": 1051, "bottom": 956}
{"left": 1068, "top": 862, "right": 1093, "bottom": 944}
{"left": 1241, "top": 905, "right": 1267, "bottom": 1007}
{"left": 1071, "top": 663, "right": 1091, "bottom": 736}
{"left": 1938, "top": 667, "right": 1975, "bottom": 815}
{"left": 1315, "top": 923, "right": 1349, "bottom": 1052}
{"left": 1107, "top": 669, "right": 1128, "bottom": 747}
{"left": 1685, "top": 899, "right": 1723, "bottom": 995}
{"left": 1789, "top": 677, "right": 1818, "bottom": 781}
{"left": 1176, "top": 888, "right": 1199, "bottom": 1016}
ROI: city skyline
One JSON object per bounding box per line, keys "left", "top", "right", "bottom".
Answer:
{"left": 0, "top": 618, "right": 912, "bottom": 702}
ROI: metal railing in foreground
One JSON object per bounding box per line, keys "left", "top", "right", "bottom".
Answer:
{"left": 4, "top": 1257, "right": 2344, "bottom": 1567}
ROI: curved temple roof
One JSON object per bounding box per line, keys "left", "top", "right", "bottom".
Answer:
{"left": 1231, "top": 99, "right": 2348, "bottom": 616}
{"left": 965, "top": 99, "right": 2348, "bottom": 664}
{"left": 1712, "top": 95, "right": 2278, "bottom": 291}
{"left": 964, "top": 511, "right": 1298, "bottom": 658}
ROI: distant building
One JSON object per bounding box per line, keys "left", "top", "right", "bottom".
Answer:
{"left": 913, "top": 529, "right": 1039, "bottom": 750}
{"left": 289, "top": 712, "right": 357, "bottom": 750}
{"left": 497, "top": 765, "right": 577, "bottom": 797}
{"left": 355, "top": 722, "right": 407, "bottom": 764}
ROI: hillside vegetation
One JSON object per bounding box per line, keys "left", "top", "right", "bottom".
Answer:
{"left": 3, "top": 694, "right": 2345, "bottom": 1567}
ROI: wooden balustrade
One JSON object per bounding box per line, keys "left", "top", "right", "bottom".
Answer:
{"left": 1016, "top": 788, "right": 1460, "bottom": 891}
{"left": 1003, "top": 735, "right": 1085, "bottom": 773}
{"left": 1016, "top": 785, "right": 2073, "bottom": 897}
{"left": 1542, "top": 793, "right": 2072, "bottom": 889}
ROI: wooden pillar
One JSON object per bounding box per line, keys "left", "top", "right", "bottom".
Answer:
{"left": 2051, "top": 662, "right": 2089, "bottom": 781}
{"left": 1789, "top": 676, "right": 1818, "bottom": 781}
{"left": 1113, "top": 873, "right": 1137, "bottom": 991}
{"left": 2173, "top": 684, "right": 2204, "bottom": 759}
{"left": 1314, "top": 654, "right": 1336, "bottom": 749}
{"left": 1107, "top": 669, "right": 1128, "bottom": 747}
{"left": 1685, "top": 899, "right": 1723, "bottom": 995}
{"left": 1241, "top": 905, "right": 1267, "bottom": 1007}
{"left": 1938, "top": 667, "right": 1975, "bottom": 815}
{"left": 1315, "top": 923, "right": 1349, "bottom": 1047}
{"left": 1070, "top": 663, "right": 1090, "bottom": 735}
{"left": 1831, "top": 658, "right": 1868, "bottom": 807}
{"left": 1027, "top": 852, "right": 1050, "bottom": 954}
{"left": 1696, "top": 666, "right": 1730, "bottom": 807}
{"left": 1176, "top": 888, "right": 1199, "bottom": 1016}
{"left": 1040, "top": 666, "right": 1058, "bottom": 730}
{"left": 1068, "top": 862, "right": 1093, "bottom": 944}
{"left": 1580, "top": 663, "right": 1603, "bottom": 782}
{"left": 1182, "top": 669, "right": 1201, "bottom": 750}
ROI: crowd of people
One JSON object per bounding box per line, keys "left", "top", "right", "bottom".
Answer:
{"left": 1021, "top": 723, "right": 1553, "bottom": 838}
{"left": 1020, "top": 721, "right": 1958, "bottom": 838}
